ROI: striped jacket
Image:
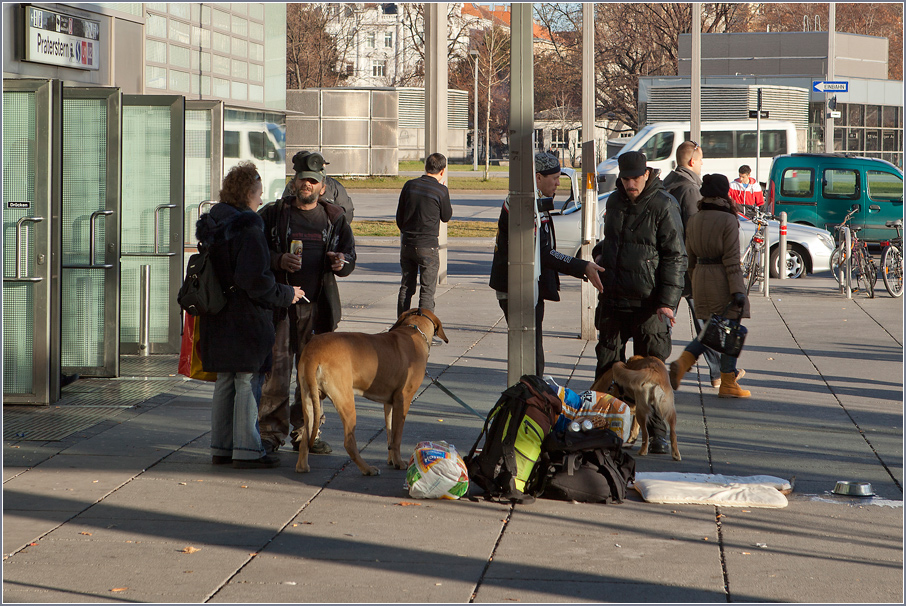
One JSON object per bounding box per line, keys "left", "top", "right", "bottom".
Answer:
{"left": 729, "top": 177, "right": 764, "bottom": 208}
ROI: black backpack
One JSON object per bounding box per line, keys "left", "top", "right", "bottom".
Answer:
{"left": 177, "top": 246, "right": 227, "bottom": 316}
{"left": 529, "top": 426, "right": 636, "bottom": 504}
{"left": 464, "top": 375, "right": 562, "bottom": 504}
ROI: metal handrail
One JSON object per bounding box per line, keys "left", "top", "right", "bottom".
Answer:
{"left": 4, "top": 217, "right": 44, "bottom": 283}
{"left": 154, "top": 204, "right": 178, "bottom": 256}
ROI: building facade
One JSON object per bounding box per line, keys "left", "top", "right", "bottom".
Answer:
{"left": 2, "top": 2, "right": 288, "bottom": 405}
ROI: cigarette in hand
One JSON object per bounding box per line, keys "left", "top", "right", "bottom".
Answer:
{"left": 300, "top": 293, "right": 310, "bottom": 303}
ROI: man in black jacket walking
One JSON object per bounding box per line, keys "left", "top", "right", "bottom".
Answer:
{"left": 395, "top": 153, "right": 453, "bottom": 318}
{"left": 489, "top": 152, "right": 604, "bottom": 376}
{"left": 593, "top": 151, "right": 687, "bottom": 454}
{"left": 663, "top": 141, "right": 728, "bottom": 389}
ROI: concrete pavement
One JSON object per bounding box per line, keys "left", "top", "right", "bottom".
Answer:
{"left": 3, "top": 238, "right": 903, "bottom": 603}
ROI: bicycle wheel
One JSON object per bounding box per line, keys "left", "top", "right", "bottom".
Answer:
{"left": 882, "top": 245, "right": 903, "bottom": 297}
{"left": 742, "top": 245, "right": 759, "bottom": 295}
{"left": 856, "top": 249, "right": 875, "bottom": 298}
{"left": 829, "top": 246, "right": 845, "bottom": 284}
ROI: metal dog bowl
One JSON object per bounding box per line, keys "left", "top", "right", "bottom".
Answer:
{"left": 832, "top": 481, "right": 874, "bottom": 497}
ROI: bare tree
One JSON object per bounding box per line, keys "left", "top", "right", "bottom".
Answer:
{"left": 470, "top": 24, "right": 511, "bottom": 179}
{"left": 286, "top": 4, "right": 349, "bottom": 89}
{"left": 398, "top": 3, "right": 481, "bottom": 87}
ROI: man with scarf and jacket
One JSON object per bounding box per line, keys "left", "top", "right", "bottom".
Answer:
{"left": 257, "top": 151, "right": 356, "bottom": 455}
{"left": 592, "top": 151, "right": 687, "bottom": 455}
{"left": 489, "top": 152, "right": 604, "bottom": 376}
{"left": 663, "top": 141, "right": 727, "bottom": 389}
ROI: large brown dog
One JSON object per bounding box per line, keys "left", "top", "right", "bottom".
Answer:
{"left": 591, "top": 355, "right": 681, "bottom": 461}
{"left": 295, "top": 309, "right": 448, "bottom": 475}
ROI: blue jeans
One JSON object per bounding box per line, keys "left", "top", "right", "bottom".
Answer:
{"left": 684, "top": 338, "right": 738, "bottom": 374}
{"left": 211, "top": 372, "right": 266, "bottom": 461}
{"left": 687, "top": 296, "right": 722, "bottom": 382}
{"left": 398, "top": 243, "right": 440, "bottom": 318}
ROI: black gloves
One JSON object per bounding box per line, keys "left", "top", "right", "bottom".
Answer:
{"left": 732, "top": 292, "right": 747, "bottom": 308}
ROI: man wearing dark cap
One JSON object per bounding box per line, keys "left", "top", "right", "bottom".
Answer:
{"left": 591, "top": 150, "right": 687, "bottom": 455}
{"left": 489, "top": 152, "right": 604, "bottom": 376}
{"left": 282, "top": 151, "right": 355, "bottom": 222}
{"left": 257, "top": 151, "right": 357, "bottom": 455}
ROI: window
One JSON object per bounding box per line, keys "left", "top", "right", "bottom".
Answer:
{"left": 846, "top": 129, "right": 864, "bottom": 152}
{"left": 367, "top": 32, "right": 376, "bottom": 48}
{"left": 223, "top": 131, "right": 240, "bottom": 158}
{"left": 372, "top": 60, "right": 386, "bottom": 77}
{"left": 738, "top": 130, "right": 788, "bottom": 157}
{"left": 639, "top": 132, "right": 674, "bottom": 161}
{"left": 848, "top": 104, "right": 864, "bottom": 127}
{"left": 700, "top": 131, "right": 733, "bottom": 158}
{"left": 866, "top": 105, "right": 881, "bottom": 128}
{"left": 883, "top": 106, "right": 899, "bottom": 128}
{"left": 823, "top": 169, "right": 860, "bottom": 200}
{"left": 385, "top": 32, "right": 393, "bottom": 47}
{"left": 550, "top": 128, "right": 568, "bottom": 148}
{"left": 346, "top": 62, "right": 354, "bottom": 76}
{"left": 248, "top": 132, "right": 276, "bottom": 161}
{"left": 867, "top": 171, "right": 904, "bottom": 201}
{"left": 780, "top": 168, "right": 814, "bottom": 198}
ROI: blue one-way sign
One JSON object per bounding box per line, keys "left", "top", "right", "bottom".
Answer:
{"left": 813, "top": 80, "right": 849, "bottom": 93}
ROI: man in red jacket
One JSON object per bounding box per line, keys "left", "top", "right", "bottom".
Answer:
{"left": 729, "top": 165, "right": 764, "bottom": 217}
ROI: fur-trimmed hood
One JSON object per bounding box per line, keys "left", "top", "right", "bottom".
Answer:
{"left": 195, "top": 202, "right": 265, "bottom": 246}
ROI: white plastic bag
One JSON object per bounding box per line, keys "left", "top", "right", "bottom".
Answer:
{"left": 405, "top": 441, "right": 469, "bottom": 500}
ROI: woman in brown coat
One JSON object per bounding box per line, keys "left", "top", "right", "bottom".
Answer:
{"left": 669, "top": 174, "right": 751, "bottom": 397}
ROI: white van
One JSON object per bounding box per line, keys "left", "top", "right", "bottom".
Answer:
{"left": 223, "top": 121, "right": 286, "bottom": 202}
{"left": 596, "top": 120, "right": 798, "bottom": 192}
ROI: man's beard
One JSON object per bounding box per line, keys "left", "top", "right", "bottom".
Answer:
{"left": 296, "top": 189, "right": 318, "bottom": 205}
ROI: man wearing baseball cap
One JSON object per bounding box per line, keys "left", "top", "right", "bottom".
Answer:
{"left": 489, "top": 151, "right": 604, "bottom": 376}
{"left": 591, "top": 150, "right": 687, "bottom": 456}
{"left": 281, "top": 151, "right": 355, "bottom": 222}
{"left": 256, "top": 151, "right": 357, "bottom": 455}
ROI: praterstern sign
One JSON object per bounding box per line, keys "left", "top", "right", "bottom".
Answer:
{"left": 24, "top": 6, "right": 100, "bottom": 71}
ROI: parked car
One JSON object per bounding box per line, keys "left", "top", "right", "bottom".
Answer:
{"left": 767, "top": 154, "right": 904, "bottom": 244}
{"left": 551, "top": 168, "right": 836, "bottom": 279}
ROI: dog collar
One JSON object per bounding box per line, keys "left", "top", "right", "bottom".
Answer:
{"left": 404, "top": 323, "right": 430, "bottom": 345}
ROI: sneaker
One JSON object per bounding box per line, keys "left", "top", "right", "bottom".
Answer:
{"left": 648, "top": 437, "right": 670, "bottom": 455}
{"left": 232, "top": 454, "right": 280, "bottom": 469}
{"left": 212, "top": 455, "right": 231, "bottom": 465}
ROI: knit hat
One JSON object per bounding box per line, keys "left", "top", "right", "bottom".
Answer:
{"left": 617, "top": 151, "right": 648, "bottom": 179}
{"left": 700, "top": 173, "right": 731, "bottom": 199}
{"left": 534, "top": 152, "right": 562, "bottom": 176}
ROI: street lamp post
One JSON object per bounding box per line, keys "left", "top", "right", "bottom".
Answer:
{"left": 470, "top": 49, "right": 479, "bottom": 171}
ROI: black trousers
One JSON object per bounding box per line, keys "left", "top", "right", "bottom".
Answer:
{"left": 594, "top": 306, "right": 671, "bottom": 441}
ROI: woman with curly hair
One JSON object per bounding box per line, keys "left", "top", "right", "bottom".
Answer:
{"left": 196, "top": 161, "right": 304, "bottom": 468}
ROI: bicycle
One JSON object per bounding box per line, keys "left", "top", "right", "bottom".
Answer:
{"left": 829, "top": 207, "right": 877, "bottom": 298}
{"left": 880, "top": 219, "right": 903, "bottom": 297}
{"left": 741, "top": 208, "right": 769, "bottom": 295}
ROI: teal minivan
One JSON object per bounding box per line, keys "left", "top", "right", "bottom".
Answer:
{"left": 767, "top": 154, "right": 903, "bottom": 243}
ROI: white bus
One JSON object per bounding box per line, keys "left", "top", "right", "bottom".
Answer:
{"left": 596, "top": 120, "right": 799, "bottom": 192}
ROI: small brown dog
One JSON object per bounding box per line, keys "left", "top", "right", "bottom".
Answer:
{"left": 591, "top": 355, "right": 681, "bottom": 461}
{"left": 295, "top": 309, "right": 448, "bottom": 476}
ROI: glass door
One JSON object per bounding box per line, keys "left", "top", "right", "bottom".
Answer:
{"left": 120, "top": 95, "right": 185, "bottom": 354}
{"left": 3, "top": 79, "right": 62, "bottom": 405}
{"left": 61, "top": 87, "right": 122, "bottom": 377}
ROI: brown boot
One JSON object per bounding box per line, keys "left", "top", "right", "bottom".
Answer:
{"left": 669, "top": 351, "right": 697, "bottom": 390}
{"left": 718, "top": 372, "right": 751, "bottom": 398}
{"left": 711, "top": 368, "right": 745, "bottom": 388}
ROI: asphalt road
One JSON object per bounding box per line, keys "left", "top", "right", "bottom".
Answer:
{"left": 351, "top": 190, "right": 506, "bottom": 223}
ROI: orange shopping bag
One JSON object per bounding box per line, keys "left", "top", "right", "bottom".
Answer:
{"left": 178, "top": 314, "right": 217, "bottom": 381}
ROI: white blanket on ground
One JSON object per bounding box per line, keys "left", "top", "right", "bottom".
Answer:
{"left": 631, "top": 472, "right": 792, "bottom": 508}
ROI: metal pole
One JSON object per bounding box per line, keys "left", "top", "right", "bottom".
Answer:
{"left": 756, "top": 88, "right": 762, "bottom": 184}
{"left": 844, "top": 226, "right": 852, "bottom": 299}
{"left": 139, "top": 264, "right": 151, "bottom": 356}
{"left": 425, "top": 3, "right": 448, "bottom": 285}
{"left": 825, "top": 5, "right": 836, "bottom": 153}
{"left": 762, "top": 221, "right": 770, "bottom": 298}
{"left": 691, "top": 4, "right": 701, "bottom": 143}
{"left": 507, "top": 4, "right": 536, "bottom": 384}
{"left": 580, "top": 3, "right": 597, "bottom": 340}
{"left": 778, "top": 211, "right": 788, "bottom": 280}
{"left": 472, "top": 50, "right": 479, "bottom": 172}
